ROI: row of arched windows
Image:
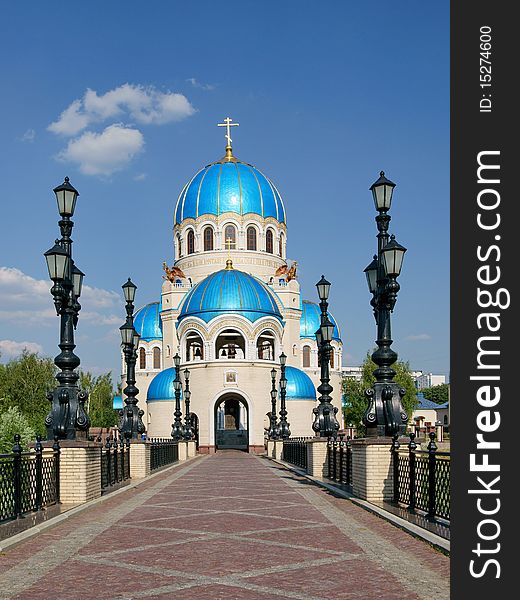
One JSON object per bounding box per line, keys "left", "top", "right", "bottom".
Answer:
{"left": 138, "top": 347, "right": 161, "bottom": 370}
{"left": 181, "top": 225, "right": 284, "bottom": 256}
{"left": 185, "top": 330, "right": 276, "bottom": 362}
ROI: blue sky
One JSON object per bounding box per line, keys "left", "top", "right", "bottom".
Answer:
{"left": 0, "top": 1, "right": 449, "bottom": 381}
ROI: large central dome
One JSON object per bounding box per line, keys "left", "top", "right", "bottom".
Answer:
{"left": 178, "top": 265, "right": 282, "bottom": 323}
{"left": 174, "top": 155, "right": 286, "bottom": 225}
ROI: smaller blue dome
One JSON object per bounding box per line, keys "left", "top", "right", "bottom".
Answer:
{"left": 285, "top": 366, "right": 316, "bottom": 401}
{"left": 179, "top": 267, "right": 282, "bottom": 324}
{"left": 113, "top": 395, "right": 123, "bottom": 410}
{"left": 147, "top": 368, "right": 182, "bottom": 402}
{"left": 134, "top": 302, "right": 162, "bottom": 341}
{"left": 300, "top": 300, "right": 341, "bottom": 341}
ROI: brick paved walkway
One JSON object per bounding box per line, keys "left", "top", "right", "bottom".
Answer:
{"left": 0, "top": 452, "right": 449, "bottom": 599}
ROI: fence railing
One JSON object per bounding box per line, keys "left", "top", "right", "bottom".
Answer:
{"left": 0, "top": 434, "right": 60, "bottom": 522}
{"left": 100, "top": 437, "right": 131, "bottom": 490}
{"left": 326, "top": 436, "right": 353, "bottom": 486}
{"left": 392, "top": 432, "right": 450, "bottom": 521}
{"left": 149, "top": 438, "right": 179, "bottom": 471}
{"left": 282, "top": 438, "right": 311, "bottom": 470}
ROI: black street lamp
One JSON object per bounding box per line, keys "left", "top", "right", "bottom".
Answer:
{"left": 171, "top": 353, "right": 184, "bottom": 440}
{"left": 363, "top": 171, "right": 408, "bottom": 437}
{"left": 119, "top": 278, "right": 146, "bottom": 440}
{"left": 312, "top": 276, "right": 340, "bottom": 438}
{"left": 277, "top": 353, "right": 291, "bottom": 439}
{"left": 268, "top": 367, "right": 279, "bottom": 439}
{"left": 44, "top": 177, "right": 90, "bottom": 440}
{"left": 183, "top": 368, "right": 194, "bottom": 440}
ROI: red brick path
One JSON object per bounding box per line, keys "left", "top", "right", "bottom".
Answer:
{"left": 0, "top": 452, "right": 449, "bottom": 599}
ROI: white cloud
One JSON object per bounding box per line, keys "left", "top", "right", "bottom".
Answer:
{"left": 405, "top": 333, "right": 431, "bottom": 341}
{"left": 20, "top": 128, "right": 36, "bottom": 142}
{"left": 48, "top": 99, "right": 91, "bottom": 136}
{"left": 80, "top": 312, "right": 122, "bottom": 326}
{"left": 0, "top": 339, "right": 43, "bottom": 357}
{"left": 186, "top": 78, "right": 215, "bottom": 91}
{"left": 133, "top": 173, "right": 147, "bottom": 181}
{"left": 48, "top": 84, "right": 196, "bottom": 136}
{"left": 57, "top": 124, "right": 144, "bottom": 176}
{"left": 0, "top": 266, "right": 121, "bottom": 324}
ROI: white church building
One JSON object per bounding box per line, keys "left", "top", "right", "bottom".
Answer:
{"left": 122, "top": 120, "right": 344, "bottom": 453}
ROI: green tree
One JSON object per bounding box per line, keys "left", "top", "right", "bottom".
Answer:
{"left": 421, "top": 383, "right": 449, "bottom": 404}
{"left": 342, "top": 378, "right": 366, "bottom": 430}
{"left": 79, "top": 371, "right": 118, "bottom": 428}
{"left": 0, "top": 351, "right": 56, "bottom": 437}
{"left": 342, "top": 352, "right": 418, "bottom": 433}
{"left": 0, "top": 406, "right": 36, "bottom": 453}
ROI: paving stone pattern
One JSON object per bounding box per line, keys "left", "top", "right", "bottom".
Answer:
{"left": 0, "top": 451, "right": 449, "bottom": 599}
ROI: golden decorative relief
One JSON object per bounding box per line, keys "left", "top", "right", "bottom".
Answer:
{"left": 162, "top": 262, "right": 186, "bottom": 282}
{"left": 274, "top": 261, "right": 297, "bottom": 281}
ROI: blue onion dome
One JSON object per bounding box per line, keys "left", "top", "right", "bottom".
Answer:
{"left": 300, "top": 299, "right": 341, "bottom": 341}
{"left": 178, "top": 263, "right": 282, "bottom": 324}
{"left": 112, "top": 395, "right": 123, "bottom": 410}
{"left": 174, "top": 154, "right": 286, "bottom": 225}
{"left": 133, "top": 302, "right": 162, "bottom": 341}
{"left": 147, "top": 368, "right": 183, "bottom": 402}
{"left": 284, "top": 366, "right": 317, "bottom": 401}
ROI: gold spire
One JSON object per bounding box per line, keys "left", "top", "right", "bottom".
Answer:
{"left": 217, "top": 117, "right": 239, "bottom": 161}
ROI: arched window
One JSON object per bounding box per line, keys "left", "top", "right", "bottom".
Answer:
{"left": 176, "top": 234, "right": 182, "bottom": 258}
{"left": 266, "top": 229, "right": 274, "bottom": 254}
{"left": 224, "top": 225, "right": 236, "bottom": 249}
{"left": 216, "top": 329, "right": 245, "bottom": 359}
{"left": 247, "top": 226, "right": 257, "bottom": 250}
{"left": 187, "top": 230, "right": 195, "bottom": 255}
{"left": 330, "top": 350, "right": 335, "bottom": 369}
{"left": 153, "top": 347, "right": 161, "bottom": 369}
{"left": 256, "top": 331, "right": 275, "bottom": 360}
{"left": 203, "top": 226, "right": 214, "bottom": 251}
{"left": 186, "top": 332, "right": 204, "bottom": 361}
{"left": 139, "top": 347, "right": 146, "bottom": 370}
{"left": 279, "top": 233, "right": 284, "bottom": 257}
{"left": 302, "top": 345, "right": 311, "bottom": 368}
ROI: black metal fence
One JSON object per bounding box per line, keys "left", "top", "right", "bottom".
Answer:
{"left": 392, "top": 432, "right": 450, "bottom": 521}
{"left": 149, "top": 438, "right": 179, "bottom": 471}
{"left": 0, "top": 434, "right": 60, "bottom": 522}
{"left": 326, "top": 436, "right": 353, "bottom": 486}
{"left": 282, "top": 438, "right": 311, "bottom": 470}
{"left": 100, "top": 437, "right": 131, "bottom": 490}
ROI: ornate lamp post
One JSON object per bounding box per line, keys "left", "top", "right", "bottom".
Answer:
{"left": 44, "top": 177, "right": 90, "bottom": 440}
{"left": 312, "top": 276, "right": 340, "bottom": 438}
{"left": 119, "top": 278, "right": 146, "bottom": 440}
{"left": 171, "top": 354, "right": 184, "bottom": 440}
{"left": 268, "top": 367, "right": 279, "bottom": 439}
{"left": 277, "top": 353, "right": 291, "bottom": 439}
{"left": 183, "top": 368, "right": 194, "bottom": 440}
{"left": 363, "top": 171, "right": 408, "bottom": 437}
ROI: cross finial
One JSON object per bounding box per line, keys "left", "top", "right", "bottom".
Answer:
{"left": 217, "top": 117, "right": 239, "bottom": 158}
{"left": 225, "top": 236, "right": 234, "bottom": 269}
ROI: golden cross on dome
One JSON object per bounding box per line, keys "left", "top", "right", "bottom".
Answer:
{"left": 225, "top": 236, "right": 234, "bottom": 269}
{"left": 217, "top": 117, "right": 239, "bottom": 151}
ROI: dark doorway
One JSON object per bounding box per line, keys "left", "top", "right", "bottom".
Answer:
{"left": 189, "top": 413, "right": 199, "bottom": 449}
{"left": 215, "top": 395, "right": 248, "bottom": 451}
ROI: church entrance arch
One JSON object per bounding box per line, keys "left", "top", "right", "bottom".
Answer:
{"left": 214, "top": 394, "right": 249, "bottom": 451}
